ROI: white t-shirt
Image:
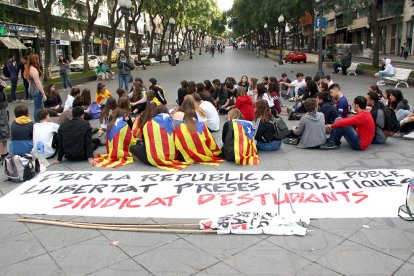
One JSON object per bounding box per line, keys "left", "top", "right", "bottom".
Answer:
{"left": 291, "top": 79, "right": 306, "bottom": 94}
{"left": 33, "top": 122, "right": 60, "bottom": 158}
{"left": 253, "top": 93, "right": 274, "bottom": 108}
{"left": 64, "top": 94, "right": 75, "bottom": 111}
{"left": 200, "top": 101, "right": 220, "bottom": 131}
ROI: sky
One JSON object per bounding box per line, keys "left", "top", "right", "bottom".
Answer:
{"left": 217, "top": 0, "right": 234, "bottom": 11}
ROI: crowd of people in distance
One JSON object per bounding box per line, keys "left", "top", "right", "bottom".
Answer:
{"left": 1, "top": 56, "right": 414, "bottom": 169}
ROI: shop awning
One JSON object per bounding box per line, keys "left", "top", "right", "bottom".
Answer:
{"left": 0, "top": 37, "right": 28, "bottom": 49}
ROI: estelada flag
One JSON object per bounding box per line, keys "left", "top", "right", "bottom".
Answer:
{"left": 232, "top": 120, "right": 259, "bottom": 165}
{"left": 131, "top": 117, "right": 143, "bottom": 140}
{"left": 95, "top": 89, "right": 112, "bottom": 105}
{"left": 94, "top": 117, "right": 136, "bottom": 168}
{"left": 143, "top": 114, "right": 189, "bottom": 171}
{"left": 174, "top": 120, "right": 223, "bottom": 166}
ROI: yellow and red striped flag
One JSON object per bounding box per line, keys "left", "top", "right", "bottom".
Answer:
{"left": 95, "top": 89, "right": 112, "bottom": 105}
{"left": 131, "top": 117, "right": 143, "bottom": 140}
{"left": 143, "top": 114, "right": 189, "bottom": 171}
{"left": 174, "top": 120, "right": 223, "bottom": 166}
{"left": 94, "top": 117, "right": 136, "bottom": 168}
{"left": 232, "top": 120, "right": 259, "bottom": 165}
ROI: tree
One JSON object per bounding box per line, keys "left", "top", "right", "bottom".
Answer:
{"left": 131, "top": 0, "right": 145, "bottom": 61}
{"left": 106, "top": 0, "right": 123, "bottom": 69}
{"left": 83, "top": 0, "right": 104, "bottom": 72}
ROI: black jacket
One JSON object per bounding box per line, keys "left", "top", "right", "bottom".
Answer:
{"left": 57, "top": 118, "right": 94, "bottom": 161}
{"left": 255, "top": 120, "right": 275, "bottom": 143}
{"left": 319, "top": 102, "right": 339, "bottom": 124}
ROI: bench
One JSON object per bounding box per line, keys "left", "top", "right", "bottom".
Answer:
{"left": 148, "top": 58, "right": 160, "bottom": 65}
{"left": 95, "top": 69, "right": 105, "bottom": 81}
{"left": 383, "top": 68, "right": 411, "bottom": 88}
{"left": 347, "top": 62, "right": 359, "bottom": 76}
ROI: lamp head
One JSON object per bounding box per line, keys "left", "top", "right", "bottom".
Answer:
{"left": 278, "top": 15, "right": 284, "bottom": 23}
{"left": 264, "top": 23, "right": 268, "bottom": 29}
{"left": 169, "top": 17, "right": 176, "bottom": 25}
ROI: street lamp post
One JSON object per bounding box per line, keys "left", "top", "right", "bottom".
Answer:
{"left": 199, "top": 31, "right": 202, "bottom": 55}
{"left": 278, "top": 15, "right": 284, "bottom": 65}
{"left": 188, "top": 26, "right": 193, "bottom": 59}
{"left": 251, "top": 30, "right": 254, "bottom": 51}
{"left": 315, "top": 0, "right": 324, "bottom": 78}
{"left": 264, "top": 23, "right": 268, "bottom": 58}
{"left": 169, "top": 17, "right": 176, "bottom": 66}
{"left": 119, "top": 0, "right": 132, "bottom": 56}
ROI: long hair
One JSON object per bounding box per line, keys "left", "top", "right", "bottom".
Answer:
{"left": 181, "top": 95, "right": 198, "bottom": 132}
{"left": 138, "top": 101, "right": 157, "bottom": 129}
{"left": 255, "top": 100, "right": 272, "bottom": 122}
{"left": 131, "top": 82, "right": 143, "bottom": 102}
{"left": 390, "top": 89, "right": 408, "bottom": 109}
{"left": 81, "top": 88, "right": 91, "bottom": 106}
{"left": 45, "top": 84, "right": 57, "bottom": 100}
{"left": 306, "top": 80, "right": 319, "bottom": 98}
{"left": 256, "top": 83, "right": 268, "bottom": 99}
{"left": 118, "top": 95, "right": 131, "bottom": 112}
{"left": 23, "top": 53, "right": 42, "bottom": 80}
{"left": 187, "top": 81, "right": 196, "bottom": 94}
{"left": 99, "top": 97, "right": 118, "bottom": 124}
{"left": 268, "top": 82, "right": 280, "bottom": 94}
{"left": 177, "top": 94, "right": 206, "bottom": 119}
{"left": 107, "top": 108, "right": 129, "bottom": 134}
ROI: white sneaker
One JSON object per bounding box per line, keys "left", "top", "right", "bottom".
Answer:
{"left": 403, "top": 132, "right": 414, "bottom": 140}
{"left": 378, "top": 81, "right": 386, "bottom": 86}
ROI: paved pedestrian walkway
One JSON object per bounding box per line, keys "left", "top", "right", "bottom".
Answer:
{"left": 1, "top": 48, "right": 414, "bottom": 275}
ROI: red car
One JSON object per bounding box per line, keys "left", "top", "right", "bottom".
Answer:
{"left": 284, "top": 51, "right": 307, "bottom": 63}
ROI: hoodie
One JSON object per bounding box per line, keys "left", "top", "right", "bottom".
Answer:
{"left": 10, "top": 116, "right": 34, "bottom": 156}
{"left": 234, "top": 95, "right": 254, "bottom": 121}
{"left": 380, "top": 58, "right": 394, "bottom": 75}
{"left": 293, "top": 111, "right": 326, "bottom": 148}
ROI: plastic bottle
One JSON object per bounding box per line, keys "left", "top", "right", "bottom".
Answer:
{"left": 36, "top": 142, "right": 50, "bottom": 168}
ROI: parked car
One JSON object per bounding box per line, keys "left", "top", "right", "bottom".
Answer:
{"left": 70, "top": 55, "right": 101, "bottom": 71}
{"left": 140, "top": 47, "right": 150, "bottom": 56}
{"left": 284, "top": 51, "right": 307, "bottom": 63}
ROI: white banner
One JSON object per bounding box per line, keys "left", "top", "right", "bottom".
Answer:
{"left": 0, "top": 169, "right": 411, "bottom": 219}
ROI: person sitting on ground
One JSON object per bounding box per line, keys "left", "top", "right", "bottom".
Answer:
{"left": 130, "top": 82, "right": 147, "bottom": 115}
{"left": 366, "top": 92, "right": 388, "bottom": 144}
{"left": 376, "top": 58, "right": 394, "bottom": 86}
{"left": 313, "top": 75, "right": 321, "bottom": 85}
{"left": 32, "top": 109, "right": 59, "bottom": 158}
{"left": 44, "top": 84, "right": 63, "bottom": 117}
{"left": 389, "top": 89, "right": 411, "bottom": 122}
{"left": 248, "top": 77, "right": 258, "bottom": 96}
{"left": 289, "top": 79, "right": 319, "bottom": 115}
{"left": 323, "top": 75, "right": 334, "bottom": 88}
{"left": 173, "top": 97, "right": 223, "bottom": 166}
{"left": 55, "top": 106, "right": 100, "bottom": 166}
{"left": 233, "top": 87, "right": 255, "bottom": 121}
{"left": 318, "top": 81, "right": 329, "bottom": 93}
{"left": 117, "top": 96, "right": 134, "bottom": 126}
{"left": 368, "top": 85, "right": 387, "bottom": 107}
{"left": 321, "top": 96, "right": 375, "bottom": 150}
{"left": 81, "top": 88, "right": 92, "bottom": 120}
{"left": 193, "top": 92, "right": 220, "bottom": 132}
{"left": 63, "top": 87, "right": 81, "bottom": 111}
{"left": 197, "top": 82, "right": 215, "bottom": 105}
{"left": 221, "top": 108, "right": 259, "bottom": 165}
{"left": 95, "top": 82, "right": 112, "bottom": 106}
{"left": 253, "top": 83, "right": 277, "bottom": 117}
{"left": 94, "top": 108, "right": 136, "bottom": 168}
{"left": 212, "top": 79, "right": 228, "bottom": 109}
{"left": 290, "top": 98, "right": 326, "bottom": 149}
{"left": 204, "top": 80, "right": 215, "bottom": 98}
{"left": 59, "top": 96, "right": 83, "bottom": 123}
{"left": 219, "top": 81, "right": 238, "bottom": 114}
{"left": 99, "top": 97, "right": 117, "bottom": 130}
{"left": 177, "top": 80, "right": 188, "bottom": 106}
{"left": 268, "top": 81, "right": 283, "bottom": 113}
{"left": 132, "top": 91, "right": 158, "bottom": 140}
{"left": 172, "top": 95, "right": 207, "bottom": 125}
{"left": 329, "top": 84, "right": 349, "bottom": 118}
{"left": 9, "top": 105, "right": 33, "bottom": 156}
{"left": 279, "top": 73, "right": 292, "bottom": 99}
{"left": 254, "top": 100, "right": 282, "bottom": 151}
{"left": 116, "top": 88, "right": 128, "bottom": 99}
{"left": 187, "top": 81, "right": 196, "bottom": 95}
{"left": 238, "top": 75, "right": 249, "bottom": 92}
{"left": 149, "top": 78, "right": 167, "bottom": 105}
{"left": 317, "top": 92, "right": 338, "bottom": 125}
{"left": 262, "top": 76, "right": 269, "bottom": 89}
{"left": 130, "top": 106, "right": 189, "bottom": 171}
{"left": 285, "top": 72, "right": 306, "bottom": 101}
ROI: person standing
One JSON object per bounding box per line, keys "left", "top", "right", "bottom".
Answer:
{"left": 0, "top": 79, "right": 9, "bottom": 163}
{"left": 23, "top": 53, "right": 47, "bottom": 123}
{"left": 117, "top": 50, "right": 134, "bottom": 91}
{"left": 58, "top": 56, "right": 72, "bottom": 91}
{"left": 168, "top": 48, "right": 172, "bottom": 64}
{"left": 403, "top": 44, "right": 410, "bottom": 61}
{"left": 6, "top": 55, "right": 19, "bottom": 102}
{"left": 175, "top": 51, "right": 180, "bottom": 64}
{"left": 19, "top": 56, "right": 30, "bottom": 100}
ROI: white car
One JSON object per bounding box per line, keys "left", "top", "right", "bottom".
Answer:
{"left": 70, "top": 55, "right": 101, "bottom": 71}
{"left": 140, "top": 47, "right": 150, "bottom": 56}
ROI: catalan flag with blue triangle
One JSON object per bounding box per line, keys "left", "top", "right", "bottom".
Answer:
{"left": 143, "top": 114, "right": 189, "bottom": 171}
{"left": 94, "top": 116, "right": 136, "bottom": 168}
{"left": 174, "top": 120, "right": 223, "bottom": 166}
{"left": 232, "top": 120, "right": 259, "bottom": 165}
{"left": 131, "top": 116, "right": 143, "bottom": 140}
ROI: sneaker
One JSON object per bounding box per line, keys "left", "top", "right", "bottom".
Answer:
{"left": 286, "top": 106, "right": 292, "bottom": 114}
{"left": 393, "top": 132, "right": 407, "bottom": 138}
{"left": 377, "top": 81, "right": 385, "bottom": 86}
{"left": 288, "top": 97, "right": 295, "bottom": 102}
{"left": 320, "top": 140, "right": 339, "bottom": 150}
{"left": 403, "top": 132, "right": 414, "bottom": 140}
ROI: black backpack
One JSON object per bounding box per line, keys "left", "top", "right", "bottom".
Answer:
{"left": 382, "top": 107, "right": 400, "bottom": 136}
{"left": 2, "top": 65, "right": 10, "bottom": 78}
{"left": 222, "top": 122, "right": 235, "bottom": 161}
{"left": 271, "top": 117, "right": 290, "bottom": 140}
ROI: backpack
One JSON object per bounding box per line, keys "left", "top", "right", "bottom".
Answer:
{"left": 271, "top": 117, "right": 290, "bottom": 140}
{"left": 4, "top": 154, "right": 40, "bottom": 182}
{"left": 89, "top": 102, "right": 102, "bottom": 119}
{"left": 382, "top": 107, "right": 400, "bottom": 136}
{"left": 222, "top": 122, "right": 235, "bottom": 161}
{"left": 2, "top": 65, "right": 10, "bottom": 78}
{"left": 398, "top": 178, "right": 414, "bottom": 221}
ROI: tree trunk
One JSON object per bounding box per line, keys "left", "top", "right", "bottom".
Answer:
{"left": 180, "top": 30, "right": 188, "bottom": 52}
{"left": 159, "top": 22, "right": 168, "bottom": 60}
{"left": 370, "top": 4, "right": 380, "bottom": 68}
{"left": 83, "top": 26, "right": 93, "bottom": 72}
{"left": 134, "top": 20, "right": 142, "bottom": 61}
{"left": 43, "top": 25, "right": 53, "bottom": 80}
{"left": 106, "top": 28, "right": 117, "bottom": 69}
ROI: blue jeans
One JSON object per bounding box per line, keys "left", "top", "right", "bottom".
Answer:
{"left": 118, "top": 75, "right": 129, "bottom": 91}
{"left": 379, "top": 72, "right": 394, "bottom": 81}
{"left": 31, "top": 92, "right": 44, "bottom": 123}
{"left": 289, "top": 87, "right": 304, "bottom": 98}
{"left": 10, "top": 78, "right": 17, "bottom": 101}
{"left": 396, "top": 109, "right": 411, "bottom": 122}
{"left": 329, "top": 121, "right": 361, "bottom": 150}
{"left": 256, "top": 140, "right": 282, "bottom": 151}
{"left": 60, "top": 74, "right": 72, "bottom": 89}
